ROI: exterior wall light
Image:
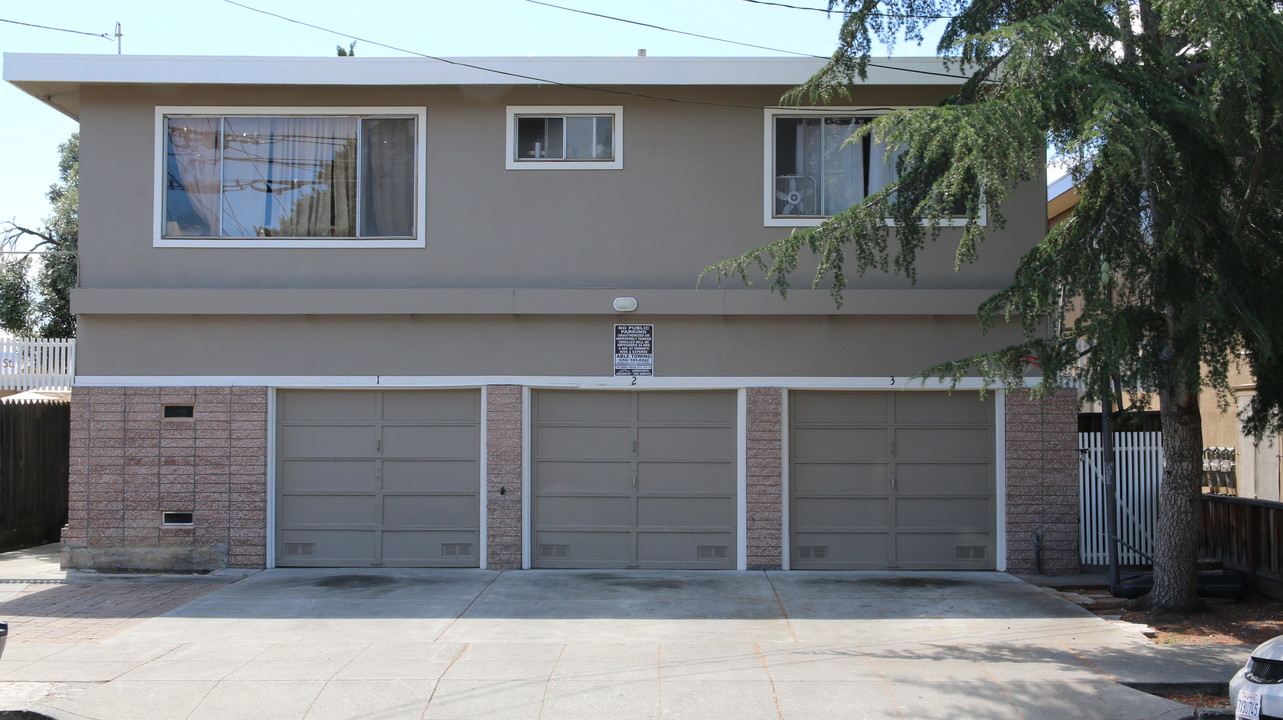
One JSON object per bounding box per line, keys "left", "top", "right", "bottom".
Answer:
{"left": 613, "top": 297, "right": 638, "bottom": 312}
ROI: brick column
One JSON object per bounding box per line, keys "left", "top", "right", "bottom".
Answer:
{"left": 746, "top": 387, "right": 784, "bottom": 570}
{"left": 486, "top": 385, "right": 523, "bottom": 569}
{"left": 1004, "top": 388, "right": 1080, "bottom": 574}
{"left": 64, "top": 386, "right": 268, "bottom": 571}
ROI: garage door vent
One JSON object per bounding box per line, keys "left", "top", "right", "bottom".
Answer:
{"left": 955, "top": 546, "right": 987, "bottom": 560}
{"left": 283, "top": 543, "right": 315, "bottom": 557}
{"left": 697, "top": 545, "right": 728, "bottom": 560}
{"left": 442, "top": 543, "right": 472, "bottom": 557}
{"left": 797, "top": 546, "right": 828, "bottom": 560}
{"left": 539, "top": 544, "right": 570, "bottom": 559}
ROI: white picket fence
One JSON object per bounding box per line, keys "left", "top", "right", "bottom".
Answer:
{"left": 0, "top": 337, "right": 75, "bottom": 391}
{"left": 1078, "top": 431, "right": 1163, "bottom": 565}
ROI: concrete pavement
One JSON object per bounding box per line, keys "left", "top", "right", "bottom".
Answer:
{"left": 0, "top": 545, "right": 1253, "bottom": 719}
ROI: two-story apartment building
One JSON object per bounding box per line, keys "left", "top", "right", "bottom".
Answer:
{"left": 3, "top": 53, "right": 1078, "bottom": 575}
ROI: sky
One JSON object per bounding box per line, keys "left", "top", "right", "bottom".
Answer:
{"left": 0, "top": 0, "right": 949, "bottom": 242}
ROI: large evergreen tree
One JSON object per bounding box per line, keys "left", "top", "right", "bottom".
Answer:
{"left": 1, "top": 132, "right": 79, "bottom": 338}
{"left": 708, "top": 1, "right": 1283, "bottom": 612}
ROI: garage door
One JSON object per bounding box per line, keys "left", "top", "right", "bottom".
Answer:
{"left": 276, "top": 390, "right": 481, "bottom": 567}
{"left": 790, "top": 391, "right": 994, "bottom": 570}
{"left": 532, "top": 390, "right": 736, "bottom": 569}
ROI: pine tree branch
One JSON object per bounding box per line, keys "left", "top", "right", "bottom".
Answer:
{"left": 1, "top": 222, "right": 57, "bottom": 249}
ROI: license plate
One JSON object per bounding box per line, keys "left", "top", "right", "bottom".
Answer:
{"left": 1237, "top": 689, "right": 1261, "bottom": 720}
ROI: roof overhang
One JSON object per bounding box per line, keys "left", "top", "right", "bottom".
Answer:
{"left": 4, "top": 53, "right": 970, "bottom": 120}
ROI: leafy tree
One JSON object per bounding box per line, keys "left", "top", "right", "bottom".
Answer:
{"left": 1, "top": 132, "right": 79, "bottom": 338}
{"left": 707, "top": 1, "right": 1283, "bottom": 612}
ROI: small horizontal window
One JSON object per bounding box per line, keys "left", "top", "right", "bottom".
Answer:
{"left": 156, "top": 107, "right": 426, "bottom": 247}
{"left": 506, "top": 106, "right": 623, "bottom": 170}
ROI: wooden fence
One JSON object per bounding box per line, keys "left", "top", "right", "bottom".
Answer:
{"left": 1079, "top": 431, "right": 1163, "bottom": 565}
{"left": 1200, "top": 494, "right": 1283, "bottom": 600}
{"left": 0, "top": 399, "right": 70, "bottom": 551}
{"left": 0, "top": 337, "right": 74, "bottom": 391}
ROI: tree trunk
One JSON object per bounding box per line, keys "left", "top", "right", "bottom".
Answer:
{"left": 1149, "top": 386, "right": 1203, "bottom": 613}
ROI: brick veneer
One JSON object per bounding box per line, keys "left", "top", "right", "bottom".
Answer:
{"left": 745, "top": 387, "right": 784, "bottom": 570}
{"left": 1004, "top": 388, "right": 1080, "bottom": 574}
{"left": 486, "top": 385, "right": 523, "bottom": 569}
{"left": 66, "top": 386, "right": 268, "bottom": 570}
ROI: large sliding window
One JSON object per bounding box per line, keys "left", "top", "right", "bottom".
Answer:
{"left": 158, "top": 108, "right": 425, "bottom": 247}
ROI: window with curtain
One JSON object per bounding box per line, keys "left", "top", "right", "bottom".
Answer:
{"left": 162, "top": 113, "right": 417, "bottom": 240}
{"left": 771, "top": 114, "right": 900, "bottom": 219}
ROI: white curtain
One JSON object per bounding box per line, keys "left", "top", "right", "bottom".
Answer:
{"left": 164, "top": 117, "right": 222, "bottom": 236}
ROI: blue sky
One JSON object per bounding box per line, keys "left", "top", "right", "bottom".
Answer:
{"left": 0, "top": 0, "right": 943, "bottom": 239}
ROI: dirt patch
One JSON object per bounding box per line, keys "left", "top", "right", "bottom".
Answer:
{"left": 1065, "top": 588, "right": 1283, "bottom": 645}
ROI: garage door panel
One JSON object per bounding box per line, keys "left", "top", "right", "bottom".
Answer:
{"left": 637, "top": 462, "right": 734, "bottom": 493}
{"left": 536, "top": 461, "right": 634, "bottom": 494}
{"left": 536, "top": 391, "right": 632, "bottom": 423}
{"left": 281, "top": 494, "right": 380, "bottom": 525}
{"left": 637, "top": 391, "right": 735, "bottom": 423}
{"left": 279, "top": 529, "right": 376, "bottom": 564}
{"left": 278, "top": 391, "right": 377, "bottom": 422}
{"left": 637, "top": 497, "right": 733, "bottom": 527}
{"left": 536, "top": 531, "right": 631, "bottom": 566}
{"left": 382, "top": 390, "right": 478, "bottom": 422}
{"left": 637, "top": 532, "right": 734, "bottom": 568}
{"left": 279, "top": 460, "right": 377, "bottom": 492}
{"left": 896, "top": 498, "right": 990, "bottom": 528}
{"left": 537, "top": 426, "right": 633, "bottom": 458}
{"left": 793, "top": 532, "right": 890, "bottom": 568}
{"left": 793, "top": 497, "right": 890, "bottom": 530}
{"left": 895, "top": 393, "right": 990, "bottom": 424}
{"left": 638, "top": 426, "right": 733, "bottom": 460}
{"left": 792, "top": 392, "right": 889, "bottom": 424}
{"left": 382, "top": 425, "right": 479, "bottom": 456}
{"left": 791, "top": 428, "right": 888, "bottom": 460}
{"left": 895, "top": 428, "right": 991, "bottom": 461}
{"left": 281, "top": 425, "right": 377, "bottom": 458}
{"left": 381, "top": 460, "right": 477, "bottom": 491}
{"left": 895, "top": 463, "right": 991, "bottom": 495}
{"left": 382, "top": 531, "right": 478, "bottom": 565}
{"left": 791, "top": 463, "right": 889, "bottom": 495}
{"left": 895, "top": 532, "right": 991, "bottom": 567}
{"left": 382, "top": 494, "right": 478, "bottom": 526}
{"left": 537, "top": 495, "right": 633, "bottom": 527}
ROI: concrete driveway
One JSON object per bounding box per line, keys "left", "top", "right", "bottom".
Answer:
{"left": 0, "top": 565, "right": 1211, "bottom": 720}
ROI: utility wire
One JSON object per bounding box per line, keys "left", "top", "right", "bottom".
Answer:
{"left": 740, "top": 0, "right": 957, "bottom": 19}
{"left": 0, "top": 17, "right": 112, "bottom": 40}
{"left": 523, "top": 0, "right": 824, "bottom": 59}
{"left": 221, "top": 0, "right": 970, "bottom": 108}
{"left": 522, "top": 0, "right": 973, "bottom": 81}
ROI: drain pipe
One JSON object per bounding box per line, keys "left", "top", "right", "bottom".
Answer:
{"left": 1033, "top": 530, "right": 1043, "bottom": 575}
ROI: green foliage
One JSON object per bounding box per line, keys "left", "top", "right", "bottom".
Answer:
{"left": 336, "top": 41, "right": 357, "bottom": 57}
{"left": 706, "top": 1, "right": 1283, "bottom": 612}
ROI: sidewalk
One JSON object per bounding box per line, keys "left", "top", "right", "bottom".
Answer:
{"left": 0, "top": 545, "right": 1253, "bottom": 720}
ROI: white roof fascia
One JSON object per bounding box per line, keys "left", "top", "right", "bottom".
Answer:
{"left": 3, "top": 53, "right": 968, "bottom": 88}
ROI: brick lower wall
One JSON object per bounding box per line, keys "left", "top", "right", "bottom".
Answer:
{"left": 745, "top": 387, "right": 783, "bottom": 570}
{"left": 66, "top": 386, "right": 268, "bottom": 571}
{"left": 486, "top": 385, "right": 523, "bottom": 569}
{"left": 1004, "top": 389, "right": 1080, "bottom": 574}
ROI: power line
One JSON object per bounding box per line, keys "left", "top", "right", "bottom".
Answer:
{"left": 740, "top": 0, "right": 957, "bottom": 20}
{"left": 221, "top": 0, "right": 971, "bottom": 108}
{"left": 523, "top": 0, "right": 825, "bottom": 59}
{"left": 0, "top": 17, "right": 112, "bottom": 40}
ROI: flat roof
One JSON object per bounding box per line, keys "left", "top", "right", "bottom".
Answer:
{"left": 4, "top": 53, "right": 969, "bottom": 119}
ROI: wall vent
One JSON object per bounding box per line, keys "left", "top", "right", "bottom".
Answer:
{"left": 442, "top": 543, "right": 473, "bottom": 557}
{"left": 956, "top": 545, "right": 987, "bottom": 560}
{"left": 163, "top": 404, "right": 194, "bottom": 419}
{"left": 539, "top": 544, "right": 570, "bottom": 558}
{"left": 697, "top": 545, "right": 728, "bottom": 560}
{"left": 283, "top": 543, "right": 315, "bottom": 557}
{"left": 161, "top": 511, "right": 193, "bottom": 526}
{"left": 797, "top": 546, "right": 828, "bottom": 560}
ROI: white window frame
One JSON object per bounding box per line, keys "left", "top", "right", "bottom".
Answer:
{"left": 154, "top": 106, "right": 428, "bottom": 249}
{"left": 505, "top": 106, "right": 623, "bottom": 170}
{"left": 762, "top": 108, "right": 983, "bottom": 228}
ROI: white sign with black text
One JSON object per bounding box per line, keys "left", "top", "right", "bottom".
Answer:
{"left": 614, "top": 324, "right": 654, "bottom": 377}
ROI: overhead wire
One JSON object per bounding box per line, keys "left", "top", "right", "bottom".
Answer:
{"left": 0, "top": 17, "right": 112, "bottom": 40}
{"left": 220, "top": 0, "right": 973, "bottom": 111}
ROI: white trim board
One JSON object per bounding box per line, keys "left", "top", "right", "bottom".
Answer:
{"left": 75, "top": 375, "right": 1044, "bottom": 390}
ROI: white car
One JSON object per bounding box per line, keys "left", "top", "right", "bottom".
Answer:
{"left": 1231, "top": 635, "right": 1283, "bottom": 720}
